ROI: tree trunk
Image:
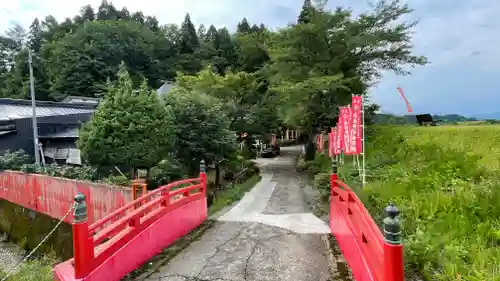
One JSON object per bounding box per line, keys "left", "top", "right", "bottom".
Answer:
{"left": 304, "top": 133, "right": 316, "bottom": 161}
{"left": 215, "top": 164, "right": 221, "bottom": 186}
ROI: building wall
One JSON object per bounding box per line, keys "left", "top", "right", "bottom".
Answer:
{"left": 0, "top": 113, "right": 92, "bottom": 157}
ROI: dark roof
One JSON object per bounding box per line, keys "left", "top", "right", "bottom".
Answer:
{"left": 39, "top": 127, "right": 79, "bottom": 139}
{"left": 0, "top": 98, "right": 96, "bottom": 121}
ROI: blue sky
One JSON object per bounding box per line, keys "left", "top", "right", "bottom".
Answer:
{"left": 1, "top": 0, "right": 499, "bottom": 116}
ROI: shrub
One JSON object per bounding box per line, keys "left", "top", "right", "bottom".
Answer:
{"left": 0, "top": 150, "right": 31, "bottom": 170}
{"left": 0, "top": 257, "right": 55, "bottom": 281}
{"left": 148, "top": 158, "right": 185, "bottom": 189}
{"left": 101, "top": 175, "right": 130, "bottom": 186}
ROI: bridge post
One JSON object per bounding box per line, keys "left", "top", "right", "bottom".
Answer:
{"left": 330, "top": 157, "right": 338, "bottom": 194}
{"left": 200, "top": 160, "right": 207, "bottom": 194}
{"left": 72, "top": 193, "right": 94, "bottom": 279}
{"left": 383, "top": 203, "right": 404, "bottom": 281}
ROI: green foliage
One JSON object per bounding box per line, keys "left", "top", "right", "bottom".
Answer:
{"left": 0, "top": 150, "right": 31, "bottom": 170}
{"left": 43, "top": 20, "right": 172, "bottom": 100}
{"left": 0, "top": 150, "right": 99, "bottom": 181}
{"left": 354, "top": 126, "right": 500, "bottom": 280}
{"left": 298, "top": 0, "right": 314, "bottom": 24}
{"left": 0, "top": 258, "right": 54, "bottom": 281}
{"left": 174, "top": 67, "right": 280, "bottom": 137}
{"left": 78, "top": 63, "right": 172, "bottom": 170}
{"left": 148, "top": 157, "right": 185, "bottom": 188}
{"left": 100, "top": 175, "right": 131, "bottom": 186}
{"left": 268, "top": 0, "right": 426, "bottom": 160}
{"left": 21, "top": 163, "right": 99, "bottom": 181}
{"left": 163, "top": 89, "right": 235, "bottom": 175}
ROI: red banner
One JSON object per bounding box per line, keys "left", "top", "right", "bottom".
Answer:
{"left": 328, "top": 128, "right": 334, "bottom": 157}
{"left": 396, "top": 87, "right": 413, "bottom": 113}
{"left": 349, "top": 96, "right": 363, "bottom": 154}
{"left": 316, "top": 135, "right": 324, "bottom": 152}
{"left": 340, "top": 107, "right": 352, "bottom": 154}
{"left": 336, "top": 112, "right": 344, "bottom": 154}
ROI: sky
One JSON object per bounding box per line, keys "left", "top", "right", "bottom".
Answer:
{"left": 1, "top": 0, "right": 499, "bottom": 116}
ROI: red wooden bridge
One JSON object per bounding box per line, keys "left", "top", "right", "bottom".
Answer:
{"left": 0, "top": 159, "right": 403, "bottom": 281}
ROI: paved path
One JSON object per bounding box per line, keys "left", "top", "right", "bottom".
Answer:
{"left": 145, "top": 146, "right": 332, "bottom": 281}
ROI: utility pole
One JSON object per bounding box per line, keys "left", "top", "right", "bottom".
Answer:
{"left": 27, "top": 47, "right": 40, "bottom": 165}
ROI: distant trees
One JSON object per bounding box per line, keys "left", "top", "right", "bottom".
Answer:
{"left": 0, "top": 0, "right": 268, "bottom": 101}
{"left": 4, "top": 0, "right": 427, "bottom": 175}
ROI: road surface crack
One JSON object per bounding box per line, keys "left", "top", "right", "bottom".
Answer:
{"left": 243, "top": 240, "right": 258, "bottom": 281}
{"left": 194, "top": 224, "right": 248, "bottom": 279}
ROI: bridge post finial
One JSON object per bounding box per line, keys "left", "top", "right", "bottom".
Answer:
{"left": 382, "top": 202, "right": 404, "bottom": 281}
{"left": 199, "top": 160, "right": 207, "bottom": 194}
{"left": 200, "top": 160, "right": 206, "bottom": 173}
{"left": 383, "top": 202, "right": 401, "bottom": 245}
{"left": 73, "top": 193, "right": 87, "bottom": 223}
{"left": 72, "top": 193, "right": 93, "bottom": 279}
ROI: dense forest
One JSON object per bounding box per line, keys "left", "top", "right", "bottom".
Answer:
{"left": 0, "top": 0, "right": 426, "bottom": 163}
{"left": 0, "top": 0, "right": 270, "bottom": 101}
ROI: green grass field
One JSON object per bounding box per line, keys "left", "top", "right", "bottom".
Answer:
{"left": 358, "top": 125, "right": 500, "bottom": 280}
{"left": 308, "top": 124, "right": 500, "bottom": 280}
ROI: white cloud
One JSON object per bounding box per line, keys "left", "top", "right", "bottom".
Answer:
{"left": 410, "top": 0, "right": 500, "bottom": 69}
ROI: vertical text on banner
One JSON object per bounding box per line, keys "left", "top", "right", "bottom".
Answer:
{"left": 350, "top": 95, "right": 363, "bottom": 154}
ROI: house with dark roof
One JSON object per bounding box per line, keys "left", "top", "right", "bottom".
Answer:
{"left": 0, "top": 98, "right": 97, "bottom": 165}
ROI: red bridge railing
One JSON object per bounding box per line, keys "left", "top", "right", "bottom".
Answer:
{"left": 54, "top": 162, "right": 208, "bottom": 281}
{"left": 329, "top": 158, "right": 404, "bottom": 281}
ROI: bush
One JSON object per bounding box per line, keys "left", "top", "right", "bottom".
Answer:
{"left": 20, "top": 163, "right": 99, "bottom": 181}
{"left": 244, "top": 160, "right": 260, "bottom": 175}
{"left": 101, "top": 175, "right": 130, "bottom": 186}
{"left": 1, "top": 150, "right": 99, "bottom": 181}
{"left": 0, "top": 150, "right": 31, "bottom": 170}
{"left": 148, "top": 158, "right": 185, "bottom": 189}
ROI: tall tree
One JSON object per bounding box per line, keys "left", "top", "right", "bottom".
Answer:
{"left": 236, "top": 18, "right": 251, "bottom": 34}
{"left": 269, "top": 1, "right": 427, "bottom": 160}
{"left": 163, "top": 89, "right": 235, "bottom": 176}
{"left": 205, "top": 25, "right": 219, "bottom": 43}
{"left": 79, "top": 5, "right": 95, "bottom": 22}
{"left": 43, "top": 20, "right": 174, "bottom": 100}
{"left": 78, "top": 63, "right": 172, "bottom": 172}
{"left": 175, "top": 67, "right": 280, "bottom": 137}
{"left": 197, "top": 24, "right": 206, "bottom": 42}
{"left": 97, "top": 0, "right": 119, "bottom": 20}
{"left": 28, "top": 19, "right": 42, "bottom": 53}
{"left": 179, "top": 13, "right": 199, "bottom": 54}
{"left": 298, "top": 0, "right": 314, "bottom": 24}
